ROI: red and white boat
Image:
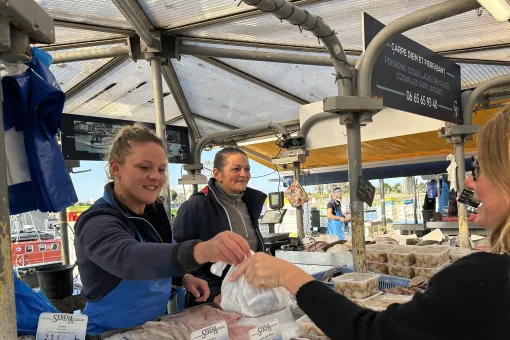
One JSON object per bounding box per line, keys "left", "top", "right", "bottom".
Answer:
{"left": 11, "top": 212, "right": 62, "bottom": 270}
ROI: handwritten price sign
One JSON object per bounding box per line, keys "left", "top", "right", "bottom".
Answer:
{"left": 36, "top": 313, "right": 87, "bottom": 340}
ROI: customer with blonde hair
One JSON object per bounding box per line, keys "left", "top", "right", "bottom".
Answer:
{"left": 230, "top": 108, "right": 510, "bottom": 340}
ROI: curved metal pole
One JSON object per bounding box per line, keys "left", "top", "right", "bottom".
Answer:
{"left": 297, "top": 112, "right": 338, "bottom": 138}
{"left": 463, "top": 74, "right": 510, "bottom": 125}
{"left": 457, "top": 74, "right": 510, "bottom": 248}
{"left": 358, "top": 0, "right": 481, "bottom": 97}
{"left": 241, "top": 0, "right": 352, "bottom": 96}
{"left": 193, "top": 123, "right": 290, "bottom": 167}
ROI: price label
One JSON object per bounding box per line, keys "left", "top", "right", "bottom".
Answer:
{"left": 190, "top": 321, "right": 229, "bottom": 340}
{"left": 36, "top": 313, "right": 88, "bottom": 340}
{"left": 249, "top": 320, "right": 282, "bottom": 340}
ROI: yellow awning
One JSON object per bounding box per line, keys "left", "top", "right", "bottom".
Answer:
{"left": 244, "top": 101, "right": 508, "bottom": 169}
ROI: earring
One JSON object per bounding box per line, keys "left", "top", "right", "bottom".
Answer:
{"left": 117, "top": 178, "right": 120, "bottom": 184}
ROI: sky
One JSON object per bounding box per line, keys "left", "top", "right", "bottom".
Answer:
{"left": 69, "top": 149, "right": 407, "bottom": 203}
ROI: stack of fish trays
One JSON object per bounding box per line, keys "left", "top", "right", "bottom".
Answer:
{"left": 412, "top": 246, "right": 450, "bottom": 279}
{"left": 386, "top": 245, "right": 420, "bottom": 279}
{"left": 365, "top": 244, "right": 397, "bottom": 275}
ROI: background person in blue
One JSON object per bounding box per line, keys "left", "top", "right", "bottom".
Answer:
{"left": 74, "top": 124, "right": 252, "bottom": 335}
{"left": 326, "top": 188, "right": 350, "bottom": 240}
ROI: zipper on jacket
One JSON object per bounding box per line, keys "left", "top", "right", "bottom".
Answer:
{"left": 234, "top": 198, "right": 249, "bottom": 238}
{"left": 128, "top": 216, "right": 163, "bottom": 243}
{"left": 209, "top": 187, "right": 234, "bottom": 232}
{"left": 210, "top": 185, "right": 266, "bottom": 253}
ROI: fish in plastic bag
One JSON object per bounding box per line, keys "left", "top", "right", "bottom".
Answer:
{"left": 211, "top": 252, "right": 292, "bottom": 317}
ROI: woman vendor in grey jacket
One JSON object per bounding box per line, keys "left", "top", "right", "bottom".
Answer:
{"left": 173, "top": 147, "right": 267, "bottom": 307}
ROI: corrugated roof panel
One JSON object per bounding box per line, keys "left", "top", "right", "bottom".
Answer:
{"left": 45, "top": 26, "right": 128, "bottom": 45}
{"left": 171, "top": 56, "right": 301, "bottom": 127}
{"left": 184, "top": 0, "right": 510, "bottom": 53}
{"left": 36, "top": 0, "right": 131, "bottom": 29}
{"left": 195, "top": 119, "right": 231, "bottom": 136}
{"left": 461, "top": 64, "right": 510, "bottom": 89}
{"left": 447, "top": 48, "right": 510, "bottom": 63}
{"left": 64, "top": 59, "right": 182, "bottom": 122}
{"left": 138, "top": 0, "right": 254, "bottom": 29}
{"left": 50, "top": 45, "right": 126, "bottom": 92}
{"left": 169, "top": 119, "right": 187, "bottom": 127}
{"left": 216, "top": 58, "right": 337, "bottom": 103}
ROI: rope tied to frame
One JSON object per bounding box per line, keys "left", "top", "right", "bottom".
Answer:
{"left": 334, "top": 73, "right": 353, "bottom": 85}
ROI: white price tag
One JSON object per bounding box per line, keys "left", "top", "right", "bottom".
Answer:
{"left": 249, "top": 319, "right": 282, "bottom": 340}
{"left": 36, "top": 313, "right": 88, "bottom": 340}
{"left": 190, "top": 321, "right": 229, "bottom": 340}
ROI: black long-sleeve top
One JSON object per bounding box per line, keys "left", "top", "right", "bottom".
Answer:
{"left": 296, "top": 252, "right": 510, "bottom": 340}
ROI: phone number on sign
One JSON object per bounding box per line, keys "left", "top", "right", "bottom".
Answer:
{"left": 406, "top": 90, "right": 438, "bottom": 109}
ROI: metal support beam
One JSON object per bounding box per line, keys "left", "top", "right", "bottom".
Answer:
{"left": 346, "top": 118, "right": 366, "bottom": 273}
{"left": 180, "top": 37, "right": 510, "bottom": 66}
{"left": 166, "top": 0, "right": 330, "bottom": 33}
{"left": 455, "top": 141, "right": 470, "bottom": 248}
{"left": 178, "top": 43, "right": 348, "bottom": 67}
{"left": 161, "top": 60, "right": 201, "bottom": 141}
{"left": 0, "top": 68, "right": 17, "bottom": 340}
{"left": 40, "top": 38, "right": 128, "bottom": 52}
{"left": 54, "top": 19, "right": 134, "bottom": 35}
{"left": 166, "top": 116, "right": 184, "bottom": 125}
{"left": 65, "top": 57, "right": 126, "bottom": 99}
{"left": 294, "top": 162, "right": 305, "bottom": 239}
{"left": 379, "top": 179, "right": 386, "bottom": 227}
{"left": 50, "top": 45, "right": 130, "bottom": 64}
{"left": 197, "top": 56, "right": 308, "bottom": 105}
{"left": 149, "top": 57, "right": 166, "bottom": 140}
{"left": 239, "top": 147, "right": 273, "bottom": 164}
{"left": 358, "top": 0, "right": 481, "bottom": 98}
{"left": 179, "top": 37, "right": 333, "bottom": 54}
{"left": 463, "top": 74, "right": 510, "bottom": 125}
{"left": 193, "top": 114, "right": 239, "bottom": 130}
{"left": 111, "top": 0, "right": 160, "bottom": 51}
{"left": 60, "top": 209, "right": 70, "bottom": 265}
{"left": 194, "top": 123, "right": 290, "bottom": 167}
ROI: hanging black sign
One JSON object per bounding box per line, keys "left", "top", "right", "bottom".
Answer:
{"left": 363, "top": 12, "right": 462, "bottom": 124}
{"left": 61, "top": 114, "right": 191, "bottom": 164}
{"left": 358, "top": 176, "right": 376, "bottom": 207}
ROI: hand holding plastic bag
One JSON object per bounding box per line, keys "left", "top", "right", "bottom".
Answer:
{"left": 211, "top": 252, "right": 291, "bottom": 318}
{"left": 14, "top": 271, "right": 59, "bottom": 335}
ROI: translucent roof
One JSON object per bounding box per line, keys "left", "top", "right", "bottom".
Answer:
{"left": 29, "top": 0, "right": 510, "bottom": 139}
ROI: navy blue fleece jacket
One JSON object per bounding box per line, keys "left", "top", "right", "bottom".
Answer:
{"left": 172, "top": 178, "right": 267, "bottom": 304}
{"left": 74, "top": 182, "right": 201, "bottom": 302}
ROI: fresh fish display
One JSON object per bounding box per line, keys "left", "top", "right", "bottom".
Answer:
{"left": 105, "top": 305, "right": 250, "bottom": 340}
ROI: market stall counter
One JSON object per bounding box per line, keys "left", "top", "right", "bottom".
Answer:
{"left": 87, "top": 303, "right": 301, "bottom": 340}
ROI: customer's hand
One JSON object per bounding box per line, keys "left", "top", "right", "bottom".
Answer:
{"left": 229, "top": 252, "right": 314, "bottom": 297}
{"left": 193, "top": 231, "right": 251, "bottom": 265}
{"left": 183, "top": 275, "right": 210, "bottom": 303}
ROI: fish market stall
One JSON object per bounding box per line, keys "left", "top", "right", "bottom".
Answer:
{"left": 87, "top": 304, "right": 301, "bottom": 340}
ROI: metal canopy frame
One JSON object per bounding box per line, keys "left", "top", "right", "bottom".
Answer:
{"left": 1, "top": 0, "right": 509, "bottom": 333}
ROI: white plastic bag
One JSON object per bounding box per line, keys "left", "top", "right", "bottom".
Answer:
{"left": 211, "top": 253, "right": 292, "bottom": 318}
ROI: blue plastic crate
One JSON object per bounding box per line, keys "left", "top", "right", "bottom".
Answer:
{"left": 312, "top": 267, "right": 411, "bottom": 291}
